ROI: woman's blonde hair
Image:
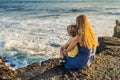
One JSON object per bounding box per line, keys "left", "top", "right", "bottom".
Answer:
{"left": 76, "top": 15, "right": 98, "bottom": 49}
{"left": 67, "top": 25, "right": 77, "bottom": 37}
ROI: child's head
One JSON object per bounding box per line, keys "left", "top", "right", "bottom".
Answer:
{"left": 67, "top": 25, "right": 77, "bottom": 37}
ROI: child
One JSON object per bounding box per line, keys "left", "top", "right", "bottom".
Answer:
{"left": 59, "top": 25, "right": 78, "bottom": 62}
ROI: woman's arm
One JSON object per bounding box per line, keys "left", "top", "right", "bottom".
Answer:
{"left": 66, "top": 35, "right": 79, "bottom": 52}
{"left": 64, "top": 43, "right": 69, "bottom": 49}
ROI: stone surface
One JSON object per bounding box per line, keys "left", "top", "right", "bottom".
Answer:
{"left": 97, "top": 36, "right": 120, "bottom": 53}
{"left": 0, "top": 56, "right": 2, "bottom": 63}
{"left": 0, "top": 56, "right": 12, "bottom": 80}
{"left": 0, "top": 36, "right": 120, "bottom": 80}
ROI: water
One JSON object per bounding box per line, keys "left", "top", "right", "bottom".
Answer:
{"left": 0, "top": 0, "right": 120, "bottom": 69}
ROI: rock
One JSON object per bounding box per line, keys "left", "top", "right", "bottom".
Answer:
{"left": 1, "top": 66, "right": 9, "bottom": 71}
{"left": 0, "top": 70, "right": 5, "bottom": 75}
{"left": 16, "top": 67, "right": 26, "bottom": 73}
{"left": 0, "top": 56, "right": 3, "bottom": 63}
{"left": 0, "top": 77, "right": 4, "bottom": 80}
{"left": 7, "top": 71, "right": 18, "bottom": 77}
{"left": 113, "top": 20, "right": 120, "bottom": 38}
{"left": 97, "top": 36, "right": 120, "bottom": 53}
{"left": 103, "top": 75, "right": 111, "bottom": 80}
{"left": 12, "top": 78, "right": 21, "bottom": 80}
{"left": 0, "top": 55, "right": 11, "bottom": 79}
{"left": 27, "top": 62, "right": 41, "bottom": 68}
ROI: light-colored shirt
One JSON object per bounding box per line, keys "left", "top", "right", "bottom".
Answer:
{"left": 67, "top": 37, "right": 78, "bottom": 57}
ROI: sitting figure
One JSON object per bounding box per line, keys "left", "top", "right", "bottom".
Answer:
{"left": 59, "top": 25, "right": 78, "bottom": 63}
{"left": 113, "top": 20, "right": 120, "bottom": 38}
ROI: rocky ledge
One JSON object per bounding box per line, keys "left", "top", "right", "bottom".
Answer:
{"left": 0, "top": 20, "right": 120, "bottom": 80}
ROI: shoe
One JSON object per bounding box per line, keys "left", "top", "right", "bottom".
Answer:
{"left": 58, "top": 58, "right": 65, "bottom": 65}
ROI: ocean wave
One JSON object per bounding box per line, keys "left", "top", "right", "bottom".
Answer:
{"left": 107, "top": 12, "right": 120, "bottom": 15}
{"left": 0, "top": 0, "right": 91, "bottom": 4}
{"left": 0, "top": 5, "right": 98, "bottom": 14}
{"left": 105, "top": 8, "right": 120, "bottom": 10}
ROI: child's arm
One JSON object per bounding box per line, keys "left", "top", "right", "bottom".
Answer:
{"left": 61, "top": 38, "right": 70, "bottom": 49}
{"left": 66, "top": 35, "right": 79, "bottom": 52}
{"left": 60, "top": 38, "right": 71, "bottom": 56}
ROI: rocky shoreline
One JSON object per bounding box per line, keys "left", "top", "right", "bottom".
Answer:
{"left": 0, "top": 20, "right": 120, "bottom": 80}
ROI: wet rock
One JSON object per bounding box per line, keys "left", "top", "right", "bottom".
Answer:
{"left": 16, "top": 67, "right": 26, "bottom": 73}
{"left": 27, "top": 62, "right": 41, "bottom": 68}
{"left": 0, "top": 66, "right": 9, "bottom": 71}
{"left": 0, "top": 55, "right": 11, "bottom": 80}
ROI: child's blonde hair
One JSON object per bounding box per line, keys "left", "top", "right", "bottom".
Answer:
{"left": 67, "top": 25, "right": 77, "bottom": 37}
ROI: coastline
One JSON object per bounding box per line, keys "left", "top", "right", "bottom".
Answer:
{"left": 0, "top": 20, "right": 120, "bottom": 80}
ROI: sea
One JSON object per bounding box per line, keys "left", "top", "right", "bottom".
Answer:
{"left": 0, "top": 0, "right": 120, "bottom": 70}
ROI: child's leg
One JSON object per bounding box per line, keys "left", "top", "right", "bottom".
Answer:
{"left": 59, "top": 47, "right": 64, "bottom": 59}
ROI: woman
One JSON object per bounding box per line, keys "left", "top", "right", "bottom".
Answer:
{"left": 64, "top": 15, "right": 99, "bottom": 70}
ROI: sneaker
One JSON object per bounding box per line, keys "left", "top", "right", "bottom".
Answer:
{"left": 58, "top": 58, "right": 65, "bottom": 65}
